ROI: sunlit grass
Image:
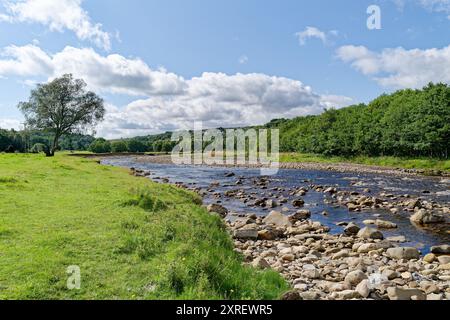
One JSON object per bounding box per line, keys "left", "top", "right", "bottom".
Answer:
{"left": 0, "top": 153, "right": 288, "bottom": 300}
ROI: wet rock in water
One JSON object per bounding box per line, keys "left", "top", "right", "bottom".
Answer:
{"left": 431, "top": 245, "right": 450, "bottom": 255}
{"left": 347, "top": 203, "right": 360, "bottom": 212}
{"left": 386, "top": 247, "right": 420, "bottom": 260}
{"left": 386, "top": 236, "right": 406, "bottom": 243}
{"left": 406, "top": 199, "right": 422, "bottom": 209}
{"left": 251, "top": 257, "right": 270, "bottom": 269}
{"left": 386, "top": 287, "right": 426, "bottom": 300}
{"left": 344, "top": 223, "right": 360, "bottom": 236}
{"left": 233, "top": 228, "right": 258, "bottom": 240}
{"left": 263, "top": 211, "right": 292, "bottom": 228}
{"left": 345, "top": 270, "right": 368, "bottom": 287}
{"left": 410, "top": 209, "right": 445, "bottom": 225}
{"left": 265, "top": 199, "right": 278, "bottom": 208}
{"left": 375, "top": 219, "right": 397, "bottom": 229}
{"left": 289, "top": 210, "right": 311, "bottom": 222}
{"left": 357, "top": 227, "right": 384, "bottom": 240}
{"left": 292, "top": 198, "right": 305, "bottom": 208}
{"left": 207, "top": 204, "right": 229, "bottom": 218}
{"left": 224, "top": 172, "right": 235, "bottom": 177}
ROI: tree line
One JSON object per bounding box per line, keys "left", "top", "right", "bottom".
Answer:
{"left": 273, "top": 83, "right": 449, "bottom": 158}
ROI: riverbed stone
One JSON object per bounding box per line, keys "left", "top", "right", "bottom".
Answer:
{"left": 410, "top": 209, "right": 445, "bottom": 225}
{"left": 289, "top": 210, "right": 311, "bottom": 222}
{"left": 233, "top": 228, "right": 258, "bottom": 240}
{"left": 356, "top": 280, "right": 371, "bottom": 298}
{"left": 386, "top": 247, "right": 420, "bottom": 260}
{"left": 292, "top": 199, "right": 305, "bottom": 207}
{"left": 251, "top": 257, "right": 270, "bottom": 269}
{"left": 344, "top": 223, "right": 360, "bottom": 236}
{"left": 357, "top": 227, "right": 384, "bottom": 240}
{"left": 263, "top": 211, "right": 292, "bottom": 228}
{"left": 437, "top": 255, "right": 450, "bottom": 264}
{"left": 423, "top": 253, "right": 436, "bottom": 263}
{"left": 207, "top": 204, "right": 228, "bottom": 217}
{"left": 431, "top": 245, "right": 450, "bottom": 254}
{"left": 345, "top": 270, "right": 368, "bottom": 287}
{"left": 375, "top": 219, "right": 397, "bottom": 229}
{"left": 386, "top": 287, "right": 426, "bottom": 300}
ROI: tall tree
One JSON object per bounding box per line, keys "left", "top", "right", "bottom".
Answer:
{"left": 18, "top": 74, "right": 105, "bottom": 156}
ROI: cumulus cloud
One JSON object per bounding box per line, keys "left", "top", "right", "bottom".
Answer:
{"left": 0, "top": 44, "right": 186, "bottom": 96}
{"left": 0, "top": 43, "right": 353, "bottom": 138}
{"left": 0, "top": 0, "right": 112, "bottom": 50}
{"left": 336, "top": 44, "right": 450, "bottom": 88}
{"left": 295, "top": 26, "right": 338, "bottom": 46}
{"left": 96, "top": 72, "right": 353, "bottom": 139}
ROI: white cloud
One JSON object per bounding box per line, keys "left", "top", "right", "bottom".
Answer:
{"left": 96, "top": 72, "right": 353, "bottom": 139}
{"left": 336, "top": 44, "right": 450, "bottom": 88}
{"left": 295, "top": 26, "right": 338, "bottom": 46}
{"left": 0, "top": 44, "right": 353, "bottom": 139}
{"left": 0, "top": 117, "right": 22, "bottom": 130}
{"left": 0, "top": 45, "right": 186, "bottom": 96}
{"left": 1, "top": 0, "right": 112, "bottom": 50}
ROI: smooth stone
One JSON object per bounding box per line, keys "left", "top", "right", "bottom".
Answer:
{"left": 357, "top": 227, "right": 384, "bottom": 240}
{"left": 387, "top": 287, "right": 426, "bottom": 300}
{"left": 386, "top": 247, "right": 420, "bottom": 260}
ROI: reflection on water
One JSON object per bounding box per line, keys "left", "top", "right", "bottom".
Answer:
{"left": 103, "top": 157, "right": 450, "bottom": 254}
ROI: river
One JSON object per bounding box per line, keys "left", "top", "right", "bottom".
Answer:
{"left": 102, "top": 157, "right": 450, "bottom": 254}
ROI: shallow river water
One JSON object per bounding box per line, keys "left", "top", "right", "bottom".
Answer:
{"left": 102, "top": 157, "right": 450, "bottom": 254}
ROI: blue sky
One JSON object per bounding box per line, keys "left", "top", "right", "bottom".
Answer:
{"left": 0, "top": 0, "right": 449, "bottom": 138}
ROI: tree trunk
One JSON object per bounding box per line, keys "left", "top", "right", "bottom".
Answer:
{"left": 47, "top": 132, "right": 60, "bottom": 157}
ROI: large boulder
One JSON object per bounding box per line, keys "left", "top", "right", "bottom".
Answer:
{"left": 263, "top": 211, "right": 292, "bottom": 228}
{"left": 357, "top": 227, "right": 384, "bottom": 240}
{"left": 386, "top": 247, "right": 420, "bottom": 260}
{"left": 410, "top": 209, "right": 445, "bottom": 225}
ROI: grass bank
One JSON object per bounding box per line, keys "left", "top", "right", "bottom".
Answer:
{"left": 0, "top": 153, "right": 288, "bottom": 299}
{"left": 280, "top": 153, "right": 450, "bottom": 173}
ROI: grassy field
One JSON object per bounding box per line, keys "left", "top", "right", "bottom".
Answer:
{"left": 280, "top": 153, "right": 450, "bottom": 173}
{"left": 0, "top": 153, "right": 288, "bottom": 300}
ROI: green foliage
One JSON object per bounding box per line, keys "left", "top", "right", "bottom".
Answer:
{"left": 111, "top": 140, "right": 128, "bottom": 153}
{"left": 276, "top": 83, "right": 450, "bottom": 158}
{"left": 17, "top": 74, "right": 105, "bottom": 156}
{"left": 127, "top": 139, "right": 148, "bottom": 153}
{"left": 89, "top": 138, "right": 112, "bottom": 153}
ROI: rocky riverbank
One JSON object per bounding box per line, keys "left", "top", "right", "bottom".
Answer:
{"left": 128, "top": 166, "right": 450, "bottom": 300}
{"left": 131, "top": 155, "right": 449, "bottom": 177}
{"left": 224, "top": 209, "right": 449, "bottom": 301}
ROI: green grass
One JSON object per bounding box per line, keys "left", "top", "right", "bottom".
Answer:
{"left": 280, "top": 153, "right": 450, "bottom": 173}
{"left": 0, "top": 153, "right": 288, "bottom": 300}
